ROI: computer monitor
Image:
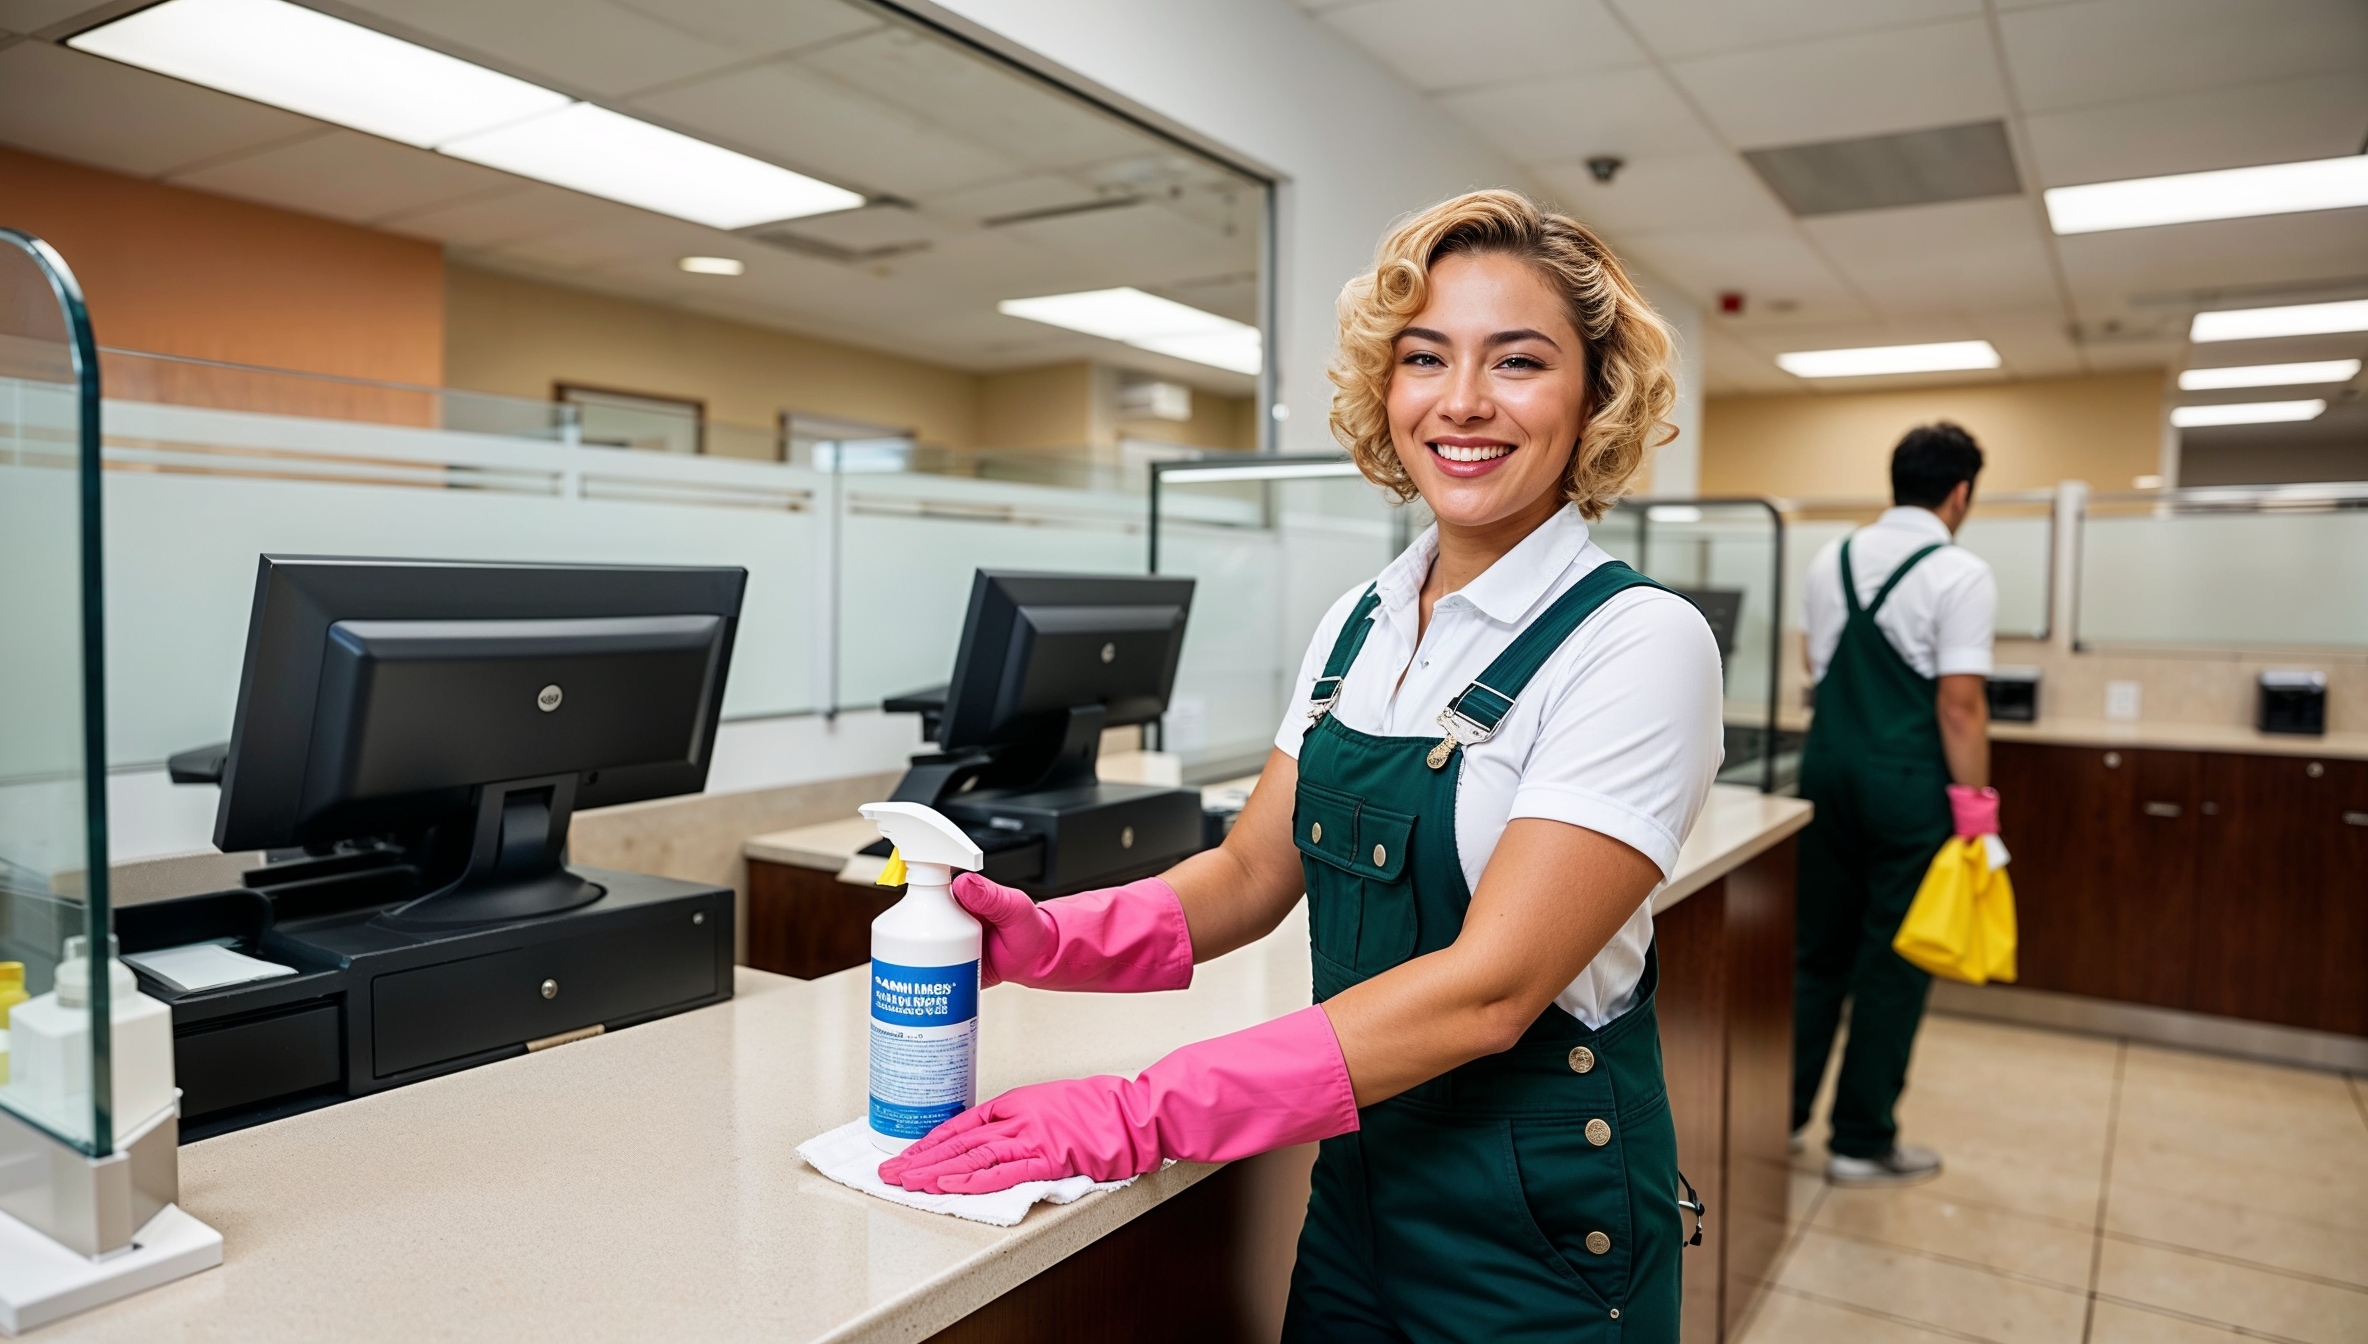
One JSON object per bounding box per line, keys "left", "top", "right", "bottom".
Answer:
{"left": 213, "top": 557, "right": 744, "bottom": 928}
{"left": 887, "top": 571, "right": 1193, "bottom": 807}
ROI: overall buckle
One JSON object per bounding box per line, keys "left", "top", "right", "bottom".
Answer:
{"left": 1426, "top": 705, "right": 1497, "bottom": 769}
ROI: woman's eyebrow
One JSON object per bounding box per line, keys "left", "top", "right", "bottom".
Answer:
{"left": 1394, "top": 326, "right": 1562, "bottom": 350}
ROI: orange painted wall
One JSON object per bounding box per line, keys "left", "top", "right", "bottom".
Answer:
{"left": 0, "top": 145, "right": 443, "bottom": 384}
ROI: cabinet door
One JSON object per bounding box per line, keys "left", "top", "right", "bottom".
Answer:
{"left": 2191, "top": 755, "right": 2368, "bottom": 1034}
{"left": 1995, "top": 743, "right": 2198, "bottom": 1008}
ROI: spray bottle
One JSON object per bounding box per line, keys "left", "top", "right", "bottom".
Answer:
{"left": 860, "top": 802, "right": 986, "bottom": 1153}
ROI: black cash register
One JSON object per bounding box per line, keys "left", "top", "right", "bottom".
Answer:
{"left": 130, "top": 558, "right": 742, "bottom": 1138}
{"left": 875, "top": 570, "right": 1204, "bottom": 896}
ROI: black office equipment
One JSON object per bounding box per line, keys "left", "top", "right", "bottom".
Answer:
{"left": 1987, "top": 666, "right": 2042, "bottom": 723}
{"left": 1672, "top": 588, "right": 1743, "bottom": 660}
{"left": 2257, "top": 669, "right": 2326, "bottom": 736}
{"left": 878, "top": 571, "right": 1201, "bottom": 894}
{"left": 139, "top": 558, "right": 744, "bottom": 1137}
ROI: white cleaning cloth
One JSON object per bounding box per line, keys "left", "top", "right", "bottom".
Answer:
{"left": 797, "top": 1118, "right": 1131, "bottom": 1227}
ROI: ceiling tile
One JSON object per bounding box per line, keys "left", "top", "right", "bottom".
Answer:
{"left": 1801, "top": 197, "right": 2061, "bottom": 316}
{"left": 627, "top": 61, "right": 1019, "bottom": 199}
{"left": 1614, "top": 226, "right": 1869, "bottom": 319}
{"left": 2055, "top": 208, "right": 2368, "bottom": 313}
{"left": 1534, "top": 152, "right": 1792, "bottom": 234}
{"left": 2022, "top": 71, "right": 2368, "bottom": 187}
{"left": 1670, "top": 18, "right": 2009, "bottom": 147}
{"left": 371, "top": 180, "right": 651, "bottom": 250}
{"left": 1436, "top": 65, "right": 1722, "bottom": 164}
{"left": 0, "top": 40, "right": 323, "bottom": 178}
{"left": 1318, "top": 0, "right": 1645, "bottom": 93}
{"left": 1965, "top": 307, "right": 2085, "bottom": 376}
{"left": 165, "top": 129, "right": 525, "bottom": 226}
{"left": 338, "top": 0, "right": 741, "bottom": 98}
{"left": 0, "top": 0, "right": 124, "bottom": 34}
{"left": 1611, "top": 0, "right": 1982, "bottom": 62}
{"left": 1999, "top": 0, "right": 2368, "bottom": 113}
{"left": 605, "top": 0, "right": 879, "bottom": 56}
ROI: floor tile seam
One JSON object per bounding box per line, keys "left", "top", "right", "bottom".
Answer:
{"left": 1764, "top": 1178, "right": 1831, "bottom": 1293}
{"left": 2350, "top": 1075, "right": 2368, "bottom": 1135}
{"left": 2099, "top": 1178, "right": 2368, "bottom": 1237}
{"left": 1756, "top": 1281, "right": 2005, "bottom": 1344}
{"left": 2088, "top": 1292, "right": 2320, "bottom": 1344}
{"left": 1793, "top": 1222, "right": 2091, "bottom": 1296}
{"left": 1825, "top": 1186, "right": 2099, "bottom": 1235}
{"left": 2083, "top": 1039, "right": 2127, "bottom": 1344}
{"left": 2101, "top": 1231, "right": 2368, "bottom": 1297}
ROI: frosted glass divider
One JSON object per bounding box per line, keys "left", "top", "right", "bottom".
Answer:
{"left": 2074, "top": 482, "right": 2368, "bottom": 651}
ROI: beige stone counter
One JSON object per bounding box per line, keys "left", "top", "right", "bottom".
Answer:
{"left": 1989, "top": 716, "right": 2368, "bottom": 761}
{"left": 43, "top": 785, "right": 1807, "bottom": 1342}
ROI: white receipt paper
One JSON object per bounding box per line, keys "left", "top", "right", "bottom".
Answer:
{"left": 797, "top": 1118, "right": 1130, "bottom": 1227}
{"left": 122, "top": 943, "right": 297, "bottom": 994}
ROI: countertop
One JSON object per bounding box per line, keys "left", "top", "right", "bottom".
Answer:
{"left": 1989, "top": 717, "right": 2368, "bottom": 761}
{"left": 44, "top": 787, "right": 1807, "bottom": 1343}
{"left": 746, "top": 782, "right": 1812, "bottom": 920}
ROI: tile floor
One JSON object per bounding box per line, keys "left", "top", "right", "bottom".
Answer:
{"left": 1734, "top": 1013, "right": 2368, "bottom": 1344}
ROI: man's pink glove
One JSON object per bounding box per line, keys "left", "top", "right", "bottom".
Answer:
{"left": 952, "top": 872, "right": 1194, "bottom": 992}
{"left": 1948, "top": 784, "right": 2000, "bottom": 838}
{"left": 879, "top": 1005, "right": 1360, "bottom": 1194}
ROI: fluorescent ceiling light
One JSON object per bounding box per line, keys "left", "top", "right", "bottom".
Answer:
{"left": 999, "top": 288, "right": 1262, "bottom": 376}
{"left": 1645, "top": 505, "right": 1703, "bottom": 524}
{"left": 1776, "top": 340, "right": 2000, "bottom": 378}
{"left": 678, "top": 256, "right": 745, "bottom": 276}
{"left": 2045, "top": 155, "right": 2368, "bottom": 234}
{"left": 70, "top": 0, "right": 860, "bottom": 229}
{"left": 2190, "top": 299, "right": 2368, "bottom": 343}
{"left": 2178, "top": 359, "right": 2360, "bottom": 391}
{"left": 70, "top": 0, "right": 566, "bottom": 148}
{"left": 2169, "top": 399, "right": 2326, "bottom": 428}
{"left": 444, "top": 105, "right": 859, "bottom": 230}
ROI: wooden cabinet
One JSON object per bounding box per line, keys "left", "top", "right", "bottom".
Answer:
{"left": 1993, "top": 741, "right": 2368, "bottom": 1035}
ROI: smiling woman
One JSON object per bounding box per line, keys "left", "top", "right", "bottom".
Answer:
{"left": 1329, "top": 190, "right": 1677, "bottom": 522}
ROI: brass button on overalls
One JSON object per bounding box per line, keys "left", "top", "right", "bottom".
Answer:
{"left": 1567, "top": 1046, "right": 1595, "bottom": 1074}
{"left": 1585, "top": 1118, "right": 1611, "bottom": 1147}
{"left": 1585, "top": 1231, "right": 1612, "bottom": 1255}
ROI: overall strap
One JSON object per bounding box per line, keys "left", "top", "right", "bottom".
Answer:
{"left": 1864, "top": 542, "right": 1945, "bottom": 618}
{"left": 1438, "top": 561, "right": 1670, "bottom": 742}
{"left": 1306, "top": 585, "right": 1382, "bottom": 720}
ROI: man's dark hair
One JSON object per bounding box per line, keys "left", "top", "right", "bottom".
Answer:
{"left": 1890, "top": 422, "right": 1984, "bottom": 509}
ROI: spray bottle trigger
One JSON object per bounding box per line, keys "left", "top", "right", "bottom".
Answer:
{"left": 876, "top": 849, "right": 908, "bottom": 887}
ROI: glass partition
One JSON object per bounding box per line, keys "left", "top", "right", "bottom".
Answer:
{"left": 1148, "top": 458, "right": 1421, "bottom": 780}
{"left": 0, "top": 230, "right": 113, "bottom": 1156}
{"left": 1779, "top": 491, "right": 2055, "bottom": 644}
{"left": 2077, "top": 484, "right": 2368, "bottom": 650}
{"left": 1596, "top": 500, "right": 1785, "bottom": 791}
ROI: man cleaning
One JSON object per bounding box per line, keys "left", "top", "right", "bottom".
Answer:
{"left": 1794, "top": 421, "right": 2001, "bottom": 1185}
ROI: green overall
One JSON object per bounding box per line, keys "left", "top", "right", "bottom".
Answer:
{"left": 1280, "top": 562, "right": 1689, "bottom": 1344}
{"left": 1791, "top": 539, "right": 1957, "bottom": 1159}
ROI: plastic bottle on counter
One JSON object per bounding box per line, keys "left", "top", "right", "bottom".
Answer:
{"left": 3, "top": 936, "right": 175, "bottom": 1132}
{"left": 860, "top": 802, "right": 985, "bottom": 1153}
{"left": 0, "top": 961, "right": 26, "bottom": 1085}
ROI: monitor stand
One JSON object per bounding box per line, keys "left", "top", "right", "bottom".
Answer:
{"left": 376, "top": 773, "right": 605, "bottom": 930}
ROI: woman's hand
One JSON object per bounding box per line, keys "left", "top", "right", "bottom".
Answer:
{"left": 953, "top": 873, "right": 1192, "bottom": 992}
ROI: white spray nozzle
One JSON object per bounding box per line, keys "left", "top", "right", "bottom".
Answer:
{"left": 859, "top": 802, "right": 983, "bottom": 872}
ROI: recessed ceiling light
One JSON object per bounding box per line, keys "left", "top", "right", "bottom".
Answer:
{"left": 2044, "top": 154, "right": 2368, "bottom": 234}
{"left": 1775, "top": 340, "right": 2000, "bottom": 378}
{"left": 2178, "top": 359, "right": 2360, "bottom": 391}
{"left": 2190, "top": 299, "right": 2368, "bottom": 343}
{"left": 998, "top": 288, "right": 1262, "bottom": 376}
{"left": 2169, "top": 399, "right": 2327, "bottom": 428}
{"left": 678, "top": 256, "right": 745, "bottom": 276}
{"left": 70, "top": 0, "right": 861, "bottom": 230}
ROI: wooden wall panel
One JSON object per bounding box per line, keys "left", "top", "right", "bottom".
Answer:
{"left": 1720, "top": 839, "right": 1795, "bottom": 1334}
{"left": 1654, "top": 878, "right": 1728, "bottom": 1344}
{"left": 2192, "top": 755, "right": 2368, "bottom": 1035}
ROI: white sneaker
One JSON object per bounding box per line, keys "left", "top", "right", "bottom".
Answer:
{"left": 1826, "top": 1144, "right": 1941, "bottom": 1187}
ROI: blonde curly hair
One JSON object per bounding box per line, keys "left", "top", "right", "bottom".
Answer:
{"left": 1327, "top": 190, "right": 1678, "bottom": 520}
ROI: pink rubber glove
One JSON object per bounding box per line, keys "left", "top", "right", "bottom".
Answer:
{"left": 879, "top": 1005, "right": 1360, "bottom": 1193}
{"left": 1948, "top": 784, "right": 2000, "bottom": 838}
{"left": 953, "top": 872, "right": 1194, "bottom": 992}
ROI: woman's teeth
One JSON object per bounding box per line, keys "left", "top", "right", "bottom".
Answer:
{"left": 1433, "top": 443, "right": 1512, "bottom": 462}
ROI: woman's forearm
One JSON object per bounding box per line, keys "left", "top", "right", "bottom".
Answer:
{"left": 1320, "top": 818, "right": 1661, "bottom": 1106}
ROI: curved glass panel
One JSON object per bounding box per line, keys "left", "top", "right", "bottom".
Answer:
{"left": 0, "top": 230, "right": 113, "bottom": 1156}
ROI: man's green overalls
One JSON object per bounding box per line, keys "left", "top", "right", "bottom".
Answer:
{"left": 1279, "top": 561, "right": 1691, "bottom": 1344}
{"left": 1791, "top": 539, "right": 1957, "bottom": 1159}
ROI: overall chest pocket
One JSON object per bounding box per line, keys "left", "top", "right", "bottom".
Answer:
{"left": 1294, "top": 782, "right": 1417, "bottom": 981}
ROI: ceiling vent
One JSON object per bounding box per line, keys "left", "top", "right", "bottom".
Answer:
{"left": 1744, "top": 121, "right": 2021, "bottom": 216}
{"left": 747, "top": 229, "right": 931, "bottom": 264}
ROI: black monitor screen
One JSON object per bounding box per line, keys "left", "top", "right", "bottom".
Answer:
{"left": 938, "top": 572, "right": 1192, "bottom": 750}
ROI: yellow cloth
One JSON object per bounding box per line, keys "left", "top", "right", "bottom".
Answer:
{"left": 1893, "top": 836, "right": 2018, "bottom": 985}
{"left": 876, "top": 849, "right": 907, "bottom": 887}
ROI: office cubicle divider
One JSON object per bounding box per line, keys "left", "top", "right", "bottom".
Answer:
{"left": 2075, "top": 482, "right": 2368, "bottom": 651}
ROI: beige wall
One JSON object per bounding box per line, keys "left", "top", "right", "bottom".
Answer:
{"left": 1701, "top": 372, "right": 2166, "bottom": 499}
{"left": 978, "top": 361, "right": 1096, "bottom": 450}
{"left": 1119, "top": 384, "right": 1258, "bottom": 451}
{"left": 444, "top": 265, "right": 985, "bottom": 456}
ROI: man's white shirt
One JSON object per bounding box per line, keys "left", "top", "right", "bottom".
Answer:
{"left": 1803, "top": 506, "right": 1997, "bottom": 685}
{"left": 1274, "top": 506, "right": 1725, "bottom": 1027}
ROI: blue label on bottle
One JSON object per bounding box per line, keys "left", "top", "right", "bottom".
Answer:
{"left": 870, "top": 959, "right": 978, "bottom": 1027}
